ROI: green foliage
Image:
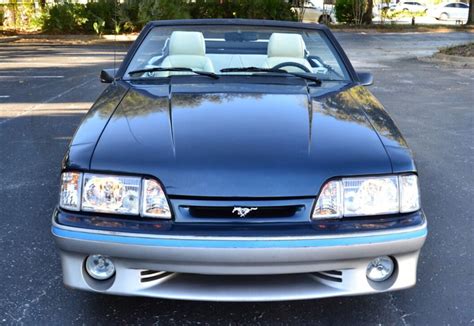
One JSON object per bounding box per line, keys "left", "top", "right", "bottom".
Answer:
{"left": 117, "top": 0, "right": 140, "bottom": 32}
{"left": 188, "top": 0, "right": 236, "bottom": 19}
{"left": 86, "top": 0, "right": 116, "bottom": 32}
{"left": 239, "top": 0, "right": 297, "bottom": 20}
{"left": 113, "top": 19, "right": 121, "bottom": 34}
{"left": 38, "top": 0, "right": 296, "bottom": 34}
{"left": 187, "top": 0, "right": 297, "bottom": 20}
{"left": 93, "top": 18, "right": 105, "bottom": 36}
{"left": 335, "top": 0, "right": 367, "bottom": 24}
{"left": 0, "top": 8, "right": 4, "bottom": 27}
{"left": 381, "top": 9, "right": 427, "bottom": 20}
{"left": 1, "top": 3, "right": 46, "bottom": 31}
{"left": 43, "top": 3, "right": 88, "bottom": 33}
{"left": 137, "top": 0, "right": 190, "bottom": 25}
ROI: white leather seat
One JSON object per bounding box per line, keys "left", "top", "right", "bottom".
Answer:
{"left": 264, "top": 33, "right": 313, "bottom": 72}
{"left": 160, "top": 31, "right": 215, "bottom": 76}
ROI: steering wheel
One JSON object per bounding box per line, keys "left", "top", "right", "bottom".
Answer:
{"left": 272, "top": 62, "right": 311, "bottom": 73}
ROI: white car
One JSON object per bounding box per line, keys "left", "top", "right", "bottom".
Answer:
{"left": 428, "top": 2, "right": 469, "bottom": 21}
{"left": 396, "top": 1, "right": 428, "bottom": 12}
{"left": 292, "top": 0, "right": 336, "bottom": 24}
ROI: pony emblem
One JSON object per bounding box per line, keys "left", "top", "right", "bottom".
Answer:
{"left": 232, "top": 207, "right": 258, "bottom": 217}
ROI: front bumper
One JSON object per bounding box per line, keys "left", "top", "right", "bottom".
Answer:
{"left": 52, "top": 217, "right": 427, "bottom": 301}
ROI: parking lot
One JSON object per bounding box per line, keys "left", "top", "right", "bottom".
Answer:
{"left": 0, "top": 32, "right": 473, "bottom": 325}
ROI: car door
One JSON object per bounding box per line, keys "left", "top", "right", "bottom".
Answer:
{"left": 405, "top": 2, "right": 414, "bottom": 11}
{"left": 443, "top": 3, "right": 456, "bottom": 18}
{"left": 303, "top": 5, "right": 319, "bottom": 22}
{"left": 456, "top": 3, "right": 469, "bottom": 19}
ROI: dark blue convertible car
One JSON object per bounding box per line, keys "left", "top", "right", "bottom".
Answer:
{"left": 52, "top": 19, "right": 427, "bottom": 301}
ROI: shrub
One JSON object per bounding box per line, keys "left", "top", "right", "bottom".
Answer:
{"left": 189, "top": 0, "right": 237, "bottom": 19}
{"left": 137, "top": 0, "right": 189, "bottom": 25}
{"left": 117, "top": 0, "right": 140, "bottom": 32}
{"left": 43, "top": 3, "right": 88, "bottom": 33}
{"left": 239, "top": 0, "right": 297, "bottom": 20}
{"left": 0, "top": 3, "right": 46, "bottom": 31}
{"left": 335, "top": 0, "right": 367, "bottom": 24}
{"left": 39, "top": 0, "right": 298, "bottom": 34}
{"left": 188, "top": 0, "right": 297, "bottom": 20}
{"left": 86, "top": 0, "right": 116, "bottom": 33}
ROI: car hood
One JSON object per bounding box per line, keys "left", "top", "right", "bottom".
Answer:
{"left": 90, "top": 83, "right": 396, "bottom": 197}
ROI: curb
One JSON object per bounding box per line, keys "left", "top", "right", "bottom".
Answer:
{"left": 0, "top": 36, "right": 19, "bottom": 43}
{"left": 0, "top": 34, "right": 137, "bottom": 44}
{"left": 418, "top": 53, "right": 474, "bottom": 68}
{"left": 433, "top": 53, "right": 474, "bottom": 64}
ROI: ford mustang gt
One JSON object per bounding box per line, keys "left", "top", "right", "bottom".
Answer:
{"left": 52, "top": 19, "right": 427, "bottom": 301}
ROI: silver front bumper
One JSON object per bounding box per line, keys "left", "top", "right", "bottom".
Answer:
{"left": 52, "top": 221, "right": 427, "bottom": 301}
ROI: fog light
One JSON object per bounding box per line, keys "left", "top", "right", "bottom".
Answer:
{"left": 85, "top": 254, "right": 115, "bottom": 280}
{"left": 366, "top": 256, "right": 394, "bottom": 282}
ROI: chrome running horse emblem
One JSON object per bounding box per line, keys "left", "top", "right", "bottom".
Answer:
{"left": 232, "top": 207, "right": 258, "bottom": 217}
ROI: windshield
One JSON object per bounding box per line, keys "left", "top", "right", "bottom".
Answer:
{"left": 124, "top": 25, "right": 350, "bottom": 82}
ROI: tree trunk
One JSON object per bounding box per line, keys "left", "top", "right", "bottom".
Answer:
{"left": 362, "top": 0, "right": 373, "bottom": 24}
{"left": 466, "top": 0, "right": 473, "bottom": 25}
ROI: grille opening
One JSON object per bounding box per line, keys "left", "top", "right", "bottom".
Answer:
{"left": 140, "top": 270, "right": 173, "bottom": 283}
{"left": 312, "top": 271, "right": 343, "bottom": 283}
{"left": 140, "top": 270, "right": 344, "bottom": 284}
{"left": 187, "top": 205, "right": 301, "bottom": 218}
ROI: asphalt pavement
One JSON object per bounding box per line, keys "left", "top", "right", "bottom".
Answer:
{"left": 0, "top": 32, "right": 473, "bottom": 325}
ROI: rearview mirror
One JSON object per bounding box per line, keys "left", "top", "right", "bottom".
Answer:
{"left": 357, "top": 72, "right": 373, "bottom": 86}
{"left": 100, "top": 68, "right": 118, "bottom": 83}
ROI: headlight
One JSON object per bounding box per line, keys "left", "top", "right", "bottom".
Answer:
{"left": 59, "top": 172, "right": 172, "bottom": 219}
{"left": 312, "top": 174, "right": 420, "bottom": 219}
{"left": 82, "top": 174, "right": 141, "bottom": 215}
{"left": 343, "top": 176, "right": 399, "bottom": 217}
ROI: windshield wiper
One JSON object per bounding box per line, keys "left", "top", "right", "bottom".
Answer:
{"left": 128, "top": 67, "right": 219, "bottom": 79}
{"left": 220, "top": 67, "right": 321, "bottom": 85}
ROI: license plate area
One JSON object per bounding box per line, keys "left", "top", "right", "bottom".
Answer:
{"left": 187, "top": 205, "right": 302, "bottom": 218}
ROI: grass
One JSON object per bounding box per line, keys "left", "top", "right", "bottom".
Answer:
{"left": 439, "top": 43, "right": 474, "bottom": 57}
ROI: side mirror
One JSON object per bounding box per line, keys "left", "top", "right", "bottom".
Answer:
{"left": 100, "top": 68, "right": 118, "bottom": 83}
{"left": 357, "top": 72, "right": 373, "bottom": 86}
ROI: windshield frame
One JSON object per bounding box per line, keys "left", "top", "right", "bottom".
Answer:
{"left": 117, "top": 19, "right": 358, "bottom": 84}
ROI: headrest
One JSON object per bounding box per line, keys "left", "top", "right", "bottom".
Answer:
{"left": 169, "top": 31, "right": 206, "bottom": 56}
{"left": 267, "top": 33, "right": 306, "bottom": 58}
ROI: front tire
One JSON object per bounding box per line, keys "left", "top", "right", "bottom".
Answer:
{"left": 439, "top": 12, "right": 449, "bottom": 20}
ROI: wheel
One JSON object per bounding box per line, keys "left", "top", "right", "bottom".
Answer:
{"left": 318, "top": 15, "right": 332, "bottom": 24}
{"left": 402, "top": 8, "right": 409, "bottom": 11}
{"left": 439, "top": 12, "right": 449, "bottom": 20}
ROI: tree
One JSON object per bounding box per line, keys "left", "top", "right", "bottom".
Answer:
{"left": 467, "top": 0, "right": 473, "bottom": 25}
{"left": 362, "top": 0, "right": 373, "bottom": 24}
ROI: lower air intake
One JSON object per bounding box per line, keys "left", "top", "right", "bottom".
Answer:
{"left": 140, "top": 270, "right": 173, "bottom": 283}
{"left": 312, "top": 270, "right": 343, "bottom": 283}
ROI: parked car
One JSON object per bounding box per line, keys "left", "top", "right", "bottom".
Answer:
{"left": 428, "top": 2, "right": 469, "bottom": 21}
{"left": 375, "top": 2, "right": 397, "bottom": 14}
{"left": 292, "top": 0, "right": 336, "bottom": 23}
{"left": 53, "top": 19, "right": 427, "bottom": 302}
{"left": 396, "top": 1, "right": 428, "bottom": 12}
